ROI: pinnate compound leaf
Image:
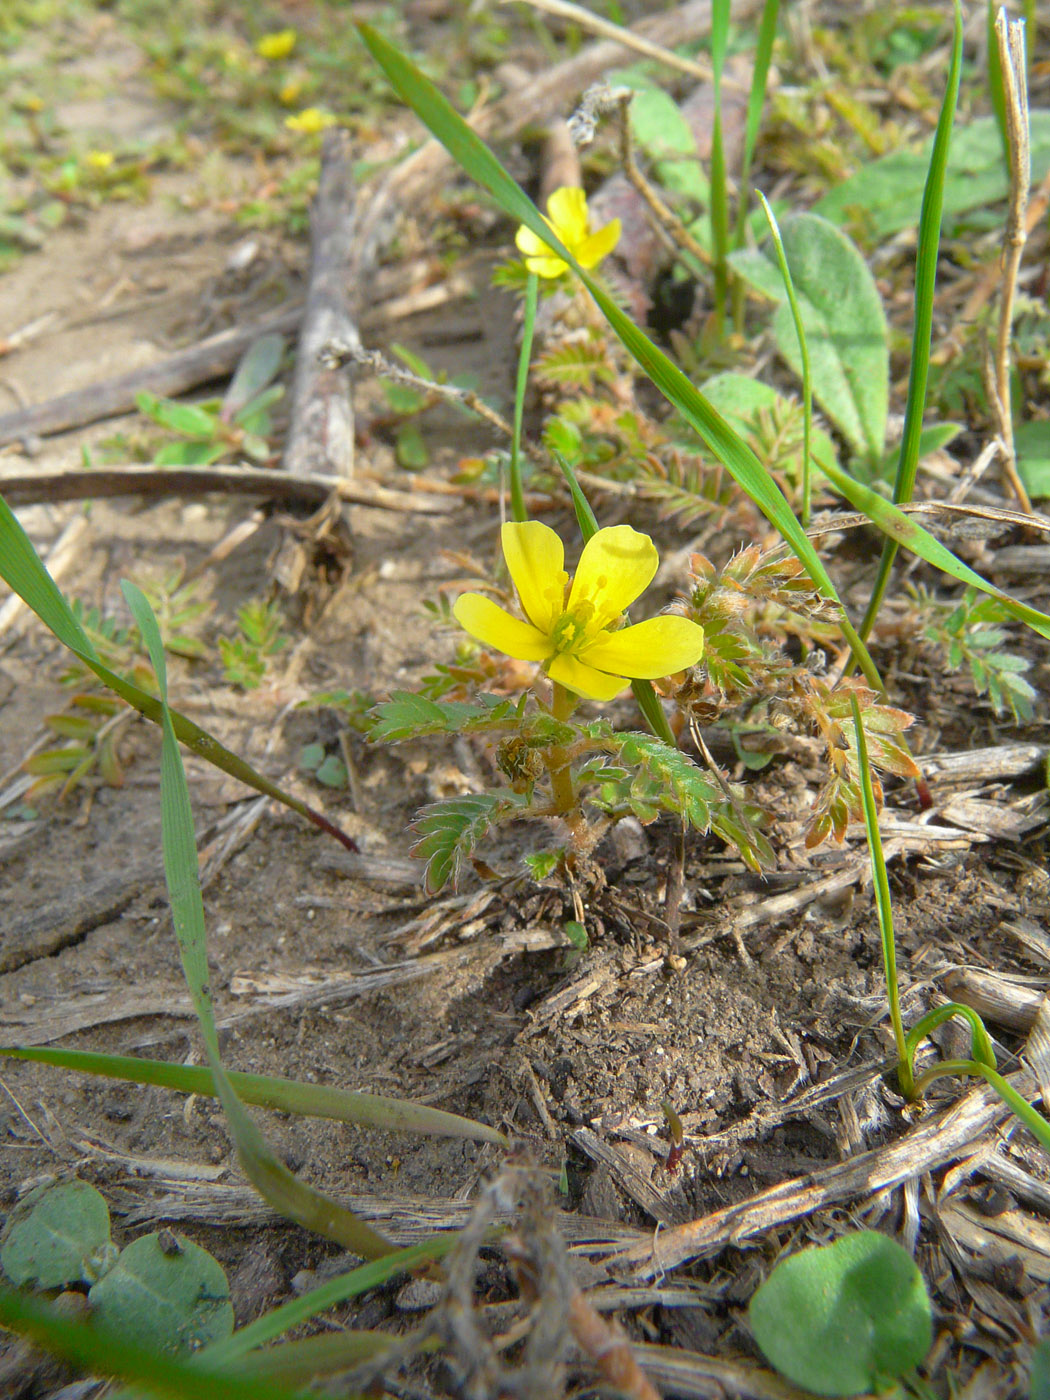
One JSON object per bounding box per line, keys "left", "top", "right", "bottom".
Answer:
{"left": 750, "top": 1230, "right": 932, "bottom": 1396}
{"left": 88, "top": 1232, "right": 233, "bottom": 1355}
{"left": 370, "top": 691, "right": 520, "bottom": 743}
{"left": 730, "top": 213, "right": 888, "bottom": 465}
{"left": 1, "top": 1180, "right": 112, "bottom": 1289}
{"left": 411, "top": 791, "right": 527, "bottom": 892}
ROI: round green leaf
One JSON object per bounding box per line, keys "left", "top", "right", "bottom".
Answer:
{"left": 1, "top": 1179, "right": 112, "bottom": 1289}
{"left": 749, "top": 1230, "right": 932, "bottom": 1396}
{"left": 88, "top": 1231, "right": 233, "bottom": 1355}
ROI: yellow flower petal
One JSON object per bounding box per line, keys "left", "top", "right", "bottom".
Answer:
{"left": 453, "top": 593, "right": 552, "bottom": 661}
{"left": 548, "top": 652, "right": 627, "bottom": 701}
{"left": 256, "top": 28, "right": 297, "bottom": 60}
{"left": 515, "top": 223, "right": 552, "bottom": 257}
{"left": 501, "top": 521, "right": 567, "bottom": 634}
{"left": 576, "top": 217, "right": 621, "bottom": 269}
{"left": 581, "top": 616, "right": 705, "bottom": 679}
{"left": 568, "top": 525, "right": 658, "bottom": 629}
{"left": 524, "top": 251, "right": 569, "bottom": 279}
{"left": 546, "top": 186, "right": 588, "bottom": 245}
{"left": 515, "top": 222, "right": 568, "bottom": 279}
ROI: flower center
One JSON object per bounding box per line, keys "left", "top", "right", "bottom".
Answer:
{"left": 551, "top": 598, "right": 596, "bottom": 654}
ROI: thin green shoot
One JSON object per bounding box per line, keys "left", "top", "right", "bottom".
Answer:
{"left": 988, "top": 0, "right": 1009, "bottom": 166}
{"left": 912, "top": 1059, "right": 1050, "bottom": 1152}
{"left": 509, "top": 270, "right": 538, "bottom": 522}
{"left": 732, "top": 0, "right": 780, "bottom": 326}
{"left": 709, "top": 0, "right": 731, "bottom": 333}
{"left": 756, "top": 191, "right": 813, "bottom": 525}
{"left": 850, "top": 693, "right": 912, "bottom": 1098}
{"left": 856, "top": 0, "right": 962, "bottom": 648}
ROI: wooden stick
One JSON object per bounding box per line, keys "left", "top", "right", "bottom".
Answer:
{"left": 0, "top": 463, "right": 455, "bottom": 514}
{"left": 283, "top": 128, "right": 360, "bottom": 479}
{"left": 0, "top": 305, "right": 304, "bottom": 449}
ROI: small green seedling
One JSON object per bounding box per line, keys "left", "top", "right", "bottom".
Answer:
{"left": 749, "top": 1230, "right": 932, "bottom": 1396}
{"left": 136, "top": 333, "right": 285, "bottom": 466}
{"left": 218, "top": 597, "right": 289, "bottom": 690}
{"left": 1, "top": 1178, "right": 233, "bottom": 1355}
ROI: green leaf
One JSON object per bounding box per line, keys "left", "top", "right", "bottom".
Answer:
{"left": 313, "top": 754, "right": 347, "bottom": 788}
{"left": 89, "top": 1232, "right": 233, "bottom": 1356}
{"left": 298, "top": 742, "right": 325, "bottom": 772}
{"left": 815, "top": 111, "right": 1050, "bottom": 240}
{"left": 1031, "top": 1337, "right": 1050, "bottom": 1400}
{"left": 136, "top": 392, "right": 218, "bottom": 440}
{"left": 411, "top": 791, "right": 526, "bottom": 892}
{"left": 1, "top": 1180, "right": 113, "bottom": 1289}
{"left": 730, "top": 213, "right": 888, "bottom": 463}
{"left": 155, "top": 439, "right": 228, "bottom": 466}
{"left": 370, "top": 691, "right": 519, "bottom": 743}
{"left": 1015, "top": 420, "right": 1050, "bottom": 499}
{"left": 749, "top": 1231, "right": 932, "bottom": 1395}
{"left": 395, "top": 421, "right": 429, "bottom": 470}
{"left": 223, "top": 333, "right": 285, "bottom": 419}
{"left": 627, "top": 83, "right": 708, "bottom": 203}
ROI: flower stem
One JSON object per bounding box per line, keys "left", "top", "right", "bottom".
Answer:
{"left": 545, "top": 682, "right": 580, "bottom": 823}
{"left": 509, "top": 272, "right": 538, "bottom": 523}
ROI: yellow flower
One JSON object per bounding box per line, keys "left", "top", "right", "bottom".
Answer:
{"left": 515, "top": 186, "right": 620, "bottom": 280}
{"left": 284, "top": 107, "right": 336, "bottom": 134}
{"left": 278, "top": 79, "right": 303, "bottom": 107}
{"left": 256, "top": 29, "right": 297, "bottom": 60}
{"left": 85, "top": 150, "right": 114, "bottom": 170}
{"left": 453, "top": 522, "right": 704, "bottom": 702}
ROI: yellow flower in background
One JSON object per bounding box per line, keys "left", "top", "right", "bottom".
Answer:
{"left": 278, "top": 79, "right": 303, "bottom": 107}
{"left": 84, "top": 150, "right": 115, "bottom": 170}
{"left": 284, "top": 108, "right": 336, "bottom": 134}
{"left": 453, "top": 522, "right": 704, "bottom": 702}
{"left": 515, "top": 186, "right": 621, "bottom": 280}
{"left": 256, "top": 29, "right": 297, "bottom": 60}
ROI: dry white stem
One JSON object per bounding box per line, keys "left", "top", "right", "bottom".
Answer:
{"left": 503, "top": 0, "right": 721, "bottom": 88}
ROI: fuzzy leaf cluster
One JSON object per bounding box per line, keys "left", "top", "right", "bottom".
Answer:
{"left": 370, "top": 690, "right": 523, "bottom": 743}
{"left": 411, "top": 791, "right": 529, "bottom": 892}
{"left": 924, "top": 592, "right": 1038, "bottom": 723}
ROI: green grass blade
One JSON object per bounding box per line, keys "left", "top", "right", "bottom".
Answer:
{"left": 0, "top": 1285, "right": 311, "bottom": 1400}
{"left": 0, "top": 1045, "right": 507, "bottom": 1146}
{"left": 0, "top": 493, "right": 357, "bottom": 851}
{"left": 509, "top": 270, "right": 538, "bottom": 522}
{"left": 913, "top": 1061, "right": 1050, "bottom": 1152}
{"left": 858, "top": 0, "right": 962, "bottom": 645}
{"left": 850, "top": 694, "right": 912, "bottom": 1097}
{"left": 756, "top": 191, "right": 813, "bottom": 525}
{"left": 741, "top": 0, "right": 780, "bottom": 197}
{"left": 355, "top": 21, "right": 889, "bottom": 690}
{"left": 205, "top": 1239, "right": 456, "bottom": 1364}
{"left": 822, "top": 459, "right": 1050, "bottom": 641}
{"left": 123, "top": 582, "right": 396, "bottom": 1262}
{"left": 709, "top": 0, "right": 731, "bottom": 329}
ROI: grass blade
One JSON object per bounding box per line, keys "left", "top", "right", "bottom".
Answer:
{"left": 123, "top": 581, "right": 396, "bottom": 1261}
{"left": 857, "top": 0, "right": 962, "bottom": 645}
{"left": 850, "top": 694, "right": 911, "bottom": 1098}
{"left": 709, "top": 0, "right": 731, "bottom": 330}
{"left": 0, "top": 493, "right": 357, "bottom": 851}
{"left": 0, "top": 1285, "right": 311, "bottom": 1400}
{"left": 0, "top": 1045, "right": 507, "bottom": 1146}
{"left": 756, "top": 192, "right": 813, "bottom": 524}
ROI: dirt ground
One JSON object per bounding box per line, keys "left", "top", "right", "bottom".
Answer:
{"left": 3, "top": 5, "right": 1050, "bottom": 1398}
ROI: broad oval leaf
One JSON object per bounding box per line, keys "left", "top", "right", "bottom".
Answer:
{"left": 730, "top": 213, "right": 888, "bottom": 466}
{"left": 749, "top": 1230, "right": 932, "bottom": 1396}
{"left": 88, "top": 1231, "right": 233, "bottom": 1355}
{"left": 1, "top": 1179, "right": 112, "bottom": 1289}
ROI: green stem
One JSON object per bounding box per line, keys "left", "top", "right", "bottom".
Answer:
{"left": 911, "top": 1060, "right": 1050, "bottom": 1152}
{"left": 509, "top": 271, "right": 538, "bottom": 523}
{"left": 545, "top": 682, "right": 580, "bottom": 821}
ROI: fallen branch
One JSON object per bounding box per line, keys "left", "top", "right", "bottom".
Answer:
{"left": 0, "top": 463, "right": 455, "bottom": 514}
{"left": 0, "top": 306, "right": 303, "bottom": 448}
{"left": 283, "top": 128, "right": 360, "bottom": 479}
